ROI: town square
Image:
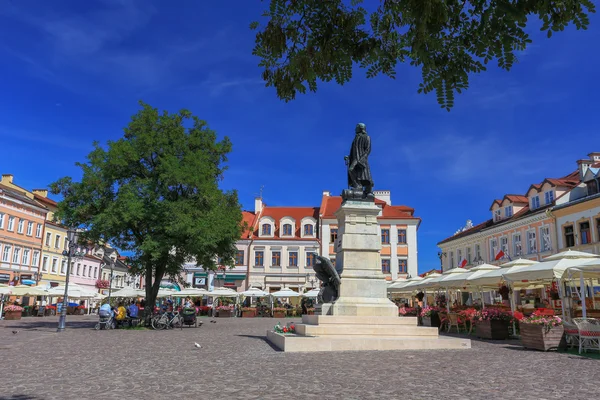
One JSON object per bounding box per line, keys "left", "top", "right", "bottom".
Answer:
{"left": 1, "top": 1, "right": 600, "bottom": 399}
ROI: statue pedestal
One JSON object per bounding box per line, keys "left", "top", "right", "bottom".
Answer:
{"left": 266, "top": 198, "right": 471, "bottom": 352}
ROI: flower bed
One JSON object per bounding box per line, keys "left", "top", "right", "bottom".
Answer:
{"left": 216, "top": 305, "right": 233, "bottom": 318}
{"left": 398, "top": 307, "right": 418, "bottom": 316}
{"left": 4, "top": 305, "right": 24, "bottom": 320}
{"left": 473, "top": 309, "right": 513, "bottom": 340}
{"left": 272, "top": 307, "right": 286, "bottom": 318}
{"left": 519, "top": 314, "right": 565, "bottom": 351}
{"left": 420, "top": 306, "right": 443, "bottom": 327}
{"left": 273, "top": 322, "right": 296, "bottom": 334}
{"left": 241, "top": 307, "right": 256, "bottom": 318}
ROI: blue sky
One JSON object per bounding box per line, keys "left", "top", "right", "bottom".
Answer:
{"left": 1, "top": 1, "right": 599, "bottom": 273}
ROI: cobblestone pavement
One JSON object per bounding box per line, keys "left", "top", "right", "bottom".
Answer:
{"left": 0, "top": 316, "right": 598, "bottom": 400}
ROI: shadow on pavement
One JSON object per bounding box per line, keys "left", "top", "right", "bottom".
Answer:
{"left": 236, "top": 334, "right": 281, "bottom": 351}
{"left": 2, "top": 319, "right": 96, "bottom": 331}
{"left": 0, "top": 395, "right": 41, "bottom": 400}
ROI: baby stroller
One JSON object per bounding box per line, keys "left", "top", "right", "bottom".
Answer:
{"left": 95, "top": 309, "right": 116, "bottom": 330}
{"left": 182, "top": 308, "right": 199, "bottom": 328}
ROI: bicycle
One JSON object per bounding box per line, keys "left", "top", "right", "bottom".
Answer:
{"left": 151, "top": 310, "right": 183, "bottom": 330}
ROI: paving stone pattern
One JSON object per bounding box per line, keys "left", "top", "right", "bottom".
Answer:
{"left": 0, "top": 316, "right": 597, "bottom": 400}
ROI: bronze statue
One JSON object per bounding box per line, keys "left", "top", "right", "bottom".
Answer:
{"left": 344, "top": 123, "right": 374, "bottom": 201}
{"left": 314, "top": 255, "right": 343, "bottom": 303}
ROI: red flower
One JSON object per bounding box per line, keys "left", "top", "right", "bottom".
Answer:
{"left": 283, "top": 327, "right": 288, "bottom": 333}
{"left": 512, "top": 311, "right": 524, "bottom": 321}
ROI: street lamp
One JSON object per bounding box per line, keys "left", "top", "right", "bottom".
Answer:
{"left": 57, "top": 228, "right": 84, "bottom": 332}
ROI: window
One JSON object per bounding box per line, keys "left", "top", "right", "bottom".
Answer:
{"left": 306, "top": 252, "right": 315, "bottom": 267}
{"left": 467, "top": 247, "right": 472, "bottom": 264}
{"left": 235, "top": 250, "right": 244, "bottom": 266}
{"left": 55, "top": 235, "right": 61, "bottom": 249}
{"left": 398, "top": 229, "right": 407, "bottom": 244}
{"left": 381, "top": 229, "right": 390, "bottom": 244}
{"left": 304, "top": 224, "right": 314, "bottom": 236}
{"left": 527, "top": 230, "right": 537, "bottom": 254}
{"left": 2, "top": 245, "right": 11, "bottom": 262}
{"left": 76, "top": 264, "right": 81, "bottom": 276}
{"left": 17, "top": 219, "right": 24, "bottom": 234}
{"left": 261, "top": 224, "right": 271, "bottom": 236}
{"left": 381, "top": 259, "right": 391, "bottom": 273}
{"left": 596, "top": 218, "right": 600, "bottom": 243}
{"left": 0, "top": 213, "right": 4, "bottom": 229}
{"left": 544, "top": 190, "right": 555, "bottom": 204}
{"left": 475, "top": 244, "right": 481, "bottom": 260}
{"left": 449, "top": 252, "right": 454, "bottom": 269}
{"left": 42, "top": 256, "right": 49, "bottom": 272}
{"left": 494, "top": 209, "right": 502, "bottom": 221}
{"left": 51, "top": 258, "right": 58, "bottom": 273}
{"left": 7, "top": 216, "right": 15, "bottom": 231}
{"left": 505, "top": 206, "right": 513, "bottom": 218}
{"left": 457, "top": 249, "right": 462, "bottom": 265}
{"left": 22, "top": 249, "right": 30, "bottom": 265}
{"left": 330, "top": 228, "right": 338, "bottom": 243}
{"left": 12, "top": 247, "right": 21, "bottom": 264}
{"left": 540, "top": 226, "right": 551, "bottom": 251}
{"left": 490, "top": 238, "right": 498, "bottom": 261}
{"left": 94, "top": 266, "right": 98, "bottom": 278}
{"left": 27, "top": 221, "right": 33, "bottom": 236}
{"left": 588, "top": 180, "right": 599, "bottom": 195}
{"left": 36, "top": 223, "right": 42, "bottom": 238}
{"left": 32, "top": 251, "right": 39, "bottom": 267}
{"left": 564, "top": 226, "right": 575, "bottom": 247}
{"left": 61, "top": 260, "right": 66, "bottom": 274}
{"left": 45, "top": 232, "right": 51, "bottom": 246}
{"left": 282, "top": 224, "right": 292, "bottom": 236}
{"left": 501, "top": 236, "right": 509, "bottom": 255}
{"left": 513, "top": 233, "right": 522, "bottom": 256}
{"left": 255, "top": 251, "right": 264, "bottom": 266}
{"left": 64, "top": 237, "right": 68, "bottom": 250}
{"left": 289, "top": 251, "right": 298, "bottom": 267}
{"left": 580, "top": 221, "right": 591, "bottom": 245}
{"left": 531, "top": 195, "right": 540, "bottom": 210}
{"left": 83, "top": 265, "right": 87, "bottom": 277}
{"left": 398, "top": 259, "right": 407, "bottom": 273}
{"left": 272, "top": 251, "right": 281, "bottom": 266}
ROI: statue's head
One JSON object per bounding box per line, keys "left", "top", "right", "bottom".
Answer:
{"left": 355, "top": 123, "right": 366, "bottom": 134}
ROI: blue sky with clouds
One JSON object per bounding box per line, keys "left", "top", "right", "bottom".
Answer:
{"left": 1, "top": 1, "right": 599, "bottom": 273}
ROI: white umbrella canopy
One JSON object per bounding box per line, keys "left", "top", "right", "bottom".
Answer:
{"left": 206, "top": 287, "right": 240, "bottom": 297}
{"left": 240, "top": 287, "right": 269, "bottom": 297}
{"left": 8, "top": 286, "right": 49, "bottom": 297}
{"left": 156, "top": 288, "right": 178, "bottom": 298}
{"left": 172, "top": 288, "right": 209, "bottom": 298}
{"left": 504, "top": 250, "right": 600, "bottom": 282}
{"left": 498, "top": 258, "right": 539, "bottom": 268}
{"left": 468, "top": 260, "right": 539, "bottom": 289}
{"left": 464, "top": 264, "right": 501, "bottom": 287}
{"left": 270, "top": 288, "right": 302, "bottom": 298}
{"left": 0, "top": 286, "right": 12, "bottom": 295}
{"left": 46, "top": 283, "right": 98, "bottom": 299}
{"left": 388, "top": 275, "right": 423, "bottom": 291}
{"left": 565, "top": 258, "right": 600, "bottom": 279}
{"left": 111, "top": 287, "right": 146, "bottom": 298}
{"left": 438, "top": 268, "right": 473, "bottom": 288}
{"left": 418, "top": 269, "right": 468, "bottom": 290}
{"left": 302, "top": 288, "right": 320, "bottom": 298}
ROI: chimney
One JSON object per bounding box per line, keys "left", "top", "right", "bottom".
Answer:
{"left": 588, "top": 152, "right": 600, "bottom": 163}
{"left": 254, "top": 197, "right": 263, "bottom": 214}
{"left": 373, "top": 190, "right": 391, "bottom": 205}
{"left": 1, "top": 174, "right": 13, "bottom": 184}
{"left": 33, "top": 189, "right": 48, "bottom": 197}
{"left": 322, "top": 190, "right": 330, "bottom": 197}
{"left": 577, "top": 159, "right": 593, "bottom": 180}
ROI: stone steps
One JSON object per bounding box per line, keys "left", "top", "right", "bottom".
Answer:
{"left": 302, "top": 315, "right": 417, "bottom": 326}
{"left": 296, "top": 323, "right": 438, "bottom": 337}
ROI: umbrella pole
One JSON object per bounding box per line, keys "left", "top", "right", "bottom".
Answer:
{"left": 589, "top": 278, "right": 596, "bottom": 310}
{"left": 580, "top": 272, "right": 587, "bottom": 319}
{"left": 557, "top": 279, "right": 566, "bottom": 321}
{"left": 445, "top": 288, "right": 450, "bottom": 312}
{"left": 0, "top": 294, "right": 4, "bottom": 320}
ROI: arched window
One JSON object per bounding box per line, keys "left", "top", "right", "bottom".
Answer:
{"left": 304, "top": 224, "right": 314, "bottom": 236}
{"left": 283, "top": 224, "right": 292, "bottom": 235}
{"left": 261, "top": 224, "right": 271, "bottom": 235}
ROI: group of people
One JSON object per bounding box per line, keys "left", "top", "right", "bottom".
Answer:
{"left": 99, "top": 300, "right": 140, "bottom": 327}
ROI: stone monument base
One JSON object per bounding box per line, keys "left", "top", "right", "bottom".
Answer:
{"left": 266, "top": 315, "right": 471, "bottom": 352}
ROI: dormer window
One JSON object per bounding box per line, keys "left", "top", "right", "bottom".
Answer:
{"left": 282, "top": 224, "right": 292, "bottom": 236}
{"left": 544, "top": 190, "right": 554, "bottom": 204}
{"left": 261, "top": 224, "right": 271, "bottom": 236}
{"left": 531, "top": 195, "right": 540, "bottom": 210}
{"left": 504, "top": 206, "right": 513, "bottom": 218}
{"left": 303, "top": 224, "right": 313, "bottom": 236}
{"left": 494, "top": 209, "right": 501, "bottom": 221}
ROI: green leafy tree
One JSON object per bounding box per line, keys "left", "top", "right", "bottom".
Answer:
{"left": 50, "top": 102, "right": 243, "bottom": 318}
{"left": 251, "top": 0, "right": 595, "bottom": 110}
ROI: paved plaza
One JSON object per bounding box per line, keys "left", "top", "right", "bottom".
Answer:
{"left": 0, "top": 316, "right": 598, "bottom": 400}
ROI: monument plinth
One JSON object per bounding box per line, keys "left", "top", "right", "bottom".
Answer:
{"left": 266, "top": 122, "right": 470, "bottom": 352}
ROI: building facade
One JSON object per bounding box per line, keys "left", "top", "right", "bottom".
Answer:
{"left": 438, "top": 152, "right": 600, "bottom": 271}
{"left": 0, "top": 175, "right": 47, "bottom": 286}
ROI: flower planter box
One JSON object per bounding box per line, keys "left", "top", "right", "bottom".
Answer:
{"left": 242, "top": 310, "right": 256, "bottom": 318}
{"left": 476, "top": 320, "right": 510, "bottom": 340}
{"left": 272, "top": 311, "right": 286, "bottom": 319}
{"left": 520, "top": 324, "right": 566, "bottom": 351}
{"left": 217, "top": 310, "right": 233, "bottom": 318}
{"left": 4, "top": 311, "right": 22, "bottom": 320}
{"left": 422, "top": 314, "right": 441, "bottom": 328}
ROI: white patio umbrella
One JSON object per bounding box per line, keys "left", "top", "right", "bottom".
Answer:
{"left": 438, "top": 268, "right": 473, "bottom": 289}
{"left": 240, "top": 287, "right": 269, "bottom": 297}
{"left": 111, "top": 287, "right": 146, "bottom": 298}
{"left": 8, "top": 286, "right": 49, "bottom": 297}
{"left": 0, "top": 286, "right": 11, "bottom": 295}
{"left": 389, "top": 275, "right": 424, "bottom": 292}
{"left": 504, "top": 250, "right": 600, "bottom": 283}
{"left": 46, "top": 283, "right": 97, "bottom": 299}
{"left": 172, "top": 288, "right": 209, "bottom": 298}
{"left": 302, "top": 288, "right": 320, "bottom": 298}
{"left": 156, "top": 288, "right": 177, "bottom": 298}
{"left": 206, "top": 287, "right": 239, "bottom": 297}
{"left": 270, "top": 288, "right": 302, "bottom": 298}
{"left": 468, "top": 259, "right": 539, "bottom": 289}
{"left": 565, "top": 258, "right": 600, "bottom": 279}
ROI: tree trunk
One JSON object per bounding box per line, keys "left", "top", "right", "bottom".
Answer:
{"left": 144, "top": 263, "right": 165, "bottom": 325}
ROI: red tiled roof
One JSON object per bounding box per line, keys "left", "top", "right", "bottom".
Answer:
{"left": 504, "top": 195, "right": 528, "bottom": 203}
{"left": 241, "top": 211, "right": 257, "bottom": 239}
{"left": 320, "top": 195, "right": 418, "bottom": 220}
{"left": 0, "top": 183, "right": 48, "bottom": 210}
{"left": 252, "top": 206, "right": 319, "bottom": 239}
{"left": 592, "top": 162, "right": 600, "bottom": 168}
{"left": 527, "top": 170, "right": 580, "bottom": 193}
{"left": 320, "top": 196, "right": 342, "bottom": 219}
{"left": 34, "top": 194, "right": 58, "bottom": 207}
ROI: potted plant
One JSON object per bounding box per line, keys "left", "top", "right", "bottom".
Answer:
{"left": 272, "top": 307, "right": 286, "bottom": 318}
{"left": 4, "top": 305, "right": 24, "bottom": 320}
{"left": 241, "top": 307, "right": 256, "bottom": 318}
{"left": 273, "top": 322, "right": 296, "bottom": 334}
{"left": 306, "top": 307, "right": 315, "bottom": 315}
{"left": 216, "top": 305, "right": 233, "bottom": 317}
{"left": 473, "top": 308, "right": 513, "bottom": 339}
{"left": 420, "top": 306, "right": 442, "bottom": 327}
{"left": 398, "top": 306, "right": 417, "bottom": 317}
{"left": 519, "top": 313, "right": 565, "bottom": 351}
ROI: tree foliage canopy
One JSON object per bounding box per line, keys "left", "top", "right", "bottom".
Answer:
{"left": 50, "top": 102, "right": 243, "bottom": 308}
{"left": 251, "top": 0, "right": 595, "bottom": 110}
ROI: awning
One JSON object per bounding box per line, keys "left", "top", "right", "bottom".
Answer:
{"left": 194, "top": 272, "right": 246, "bottom": 281}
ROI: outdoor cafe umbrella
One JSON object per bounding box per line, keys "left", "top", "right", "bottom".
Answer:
{"left": 206, "top": 287, "right": 240, "bottom": 297}
{"left": 467, "top": 259, "right": 539, "bottom": 289}
{"left": 172, "top": 288, "right": 209, "bottom": 298}
{"left": 302, "top": 288, "right": 320, "bottom": 298}
{"left": 503, "top": 250, "right": 600, "bottom": 283}
{"left": 240, "top": 287, "right": 269, "bottom": 297}
{"left": 270, "top": 288, "right": 302, "bottom": 298}
{"left": 46, "top": 283, "right": 97, "bottom": 299}
{"left": 7, "top": 286, "right": 48, "bottom": 297}
{"left": 111, "top": 287, "right": 146, "bottom": 298}
{"left": 388, "top": 275, "right": 423, "bottom": 292}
